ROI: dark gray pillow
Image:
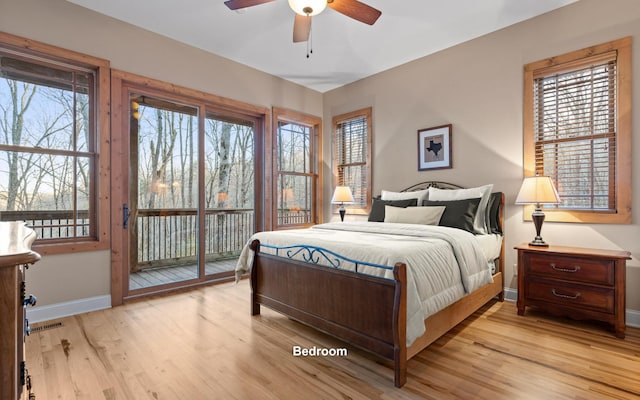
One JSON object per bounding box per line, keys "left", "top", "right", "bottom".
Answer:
{"left": 487, "top": 192, "right": 503, "bottom": 234}
{"left": 368, "top": 198, "right": 418, "bottom": 222}
{"left": 422, "top": 197, "right": 481, "bottom": 233}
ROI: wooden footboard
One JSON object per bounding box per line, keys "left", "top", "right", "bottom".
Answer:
{"left": 249, "top": 240, "right": 409, "bottom": 387}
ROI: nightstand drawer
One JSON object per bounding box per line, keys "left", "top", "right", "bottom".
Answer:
{"left": 526, "top": 279, "right": 614, "bottom": 314}
{"left": 525, "top": 253, "right": 614, "bottom": 286}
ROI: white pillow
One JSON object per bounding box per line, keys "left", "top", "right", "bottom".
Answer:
{"left": 381, "top": 189, "right": 429, "bottom": 204}
{"left": 384, "top": 205, "right": 445, "bottom": 225}
{"left": 428, "top": 184, "right": 493, "bottom": 234}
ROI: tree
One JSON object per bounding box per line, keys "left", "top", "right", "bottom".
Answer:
{"left": 1, "top": 80, "right": 36, "bottom": 211}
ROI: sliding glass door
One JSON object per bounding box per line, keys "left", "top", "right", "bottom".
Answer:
{"left": 123, "top": 91, "right": 257, "bottom": 294}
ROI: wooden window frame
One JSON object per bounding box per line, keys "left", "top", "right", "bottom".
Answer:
{"left": 523, "top": 37, "right": 632, "bottom": 224}
{"left": 0, "top": 32, "right": 111, "bottom": 254}
{"left": 271, "top": 107, "right": 322, "bottom": 230}
{"left": 332, "top": 107, "right": 372, "bottom": 215}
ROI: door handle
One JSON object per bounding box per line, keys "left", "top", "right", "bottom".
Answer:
{"left": 123, "top": 203, "right": 130, "bottom": 228}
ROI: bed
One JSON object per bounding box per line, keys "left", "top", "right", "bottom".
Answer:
{"left": 236, "top": 182, "right": 505, "bottom": 387}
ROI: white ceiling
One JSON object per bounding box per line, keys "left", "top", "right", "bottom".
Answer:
{"left": 66, "top": 0, "right": 577, "bottom": 93}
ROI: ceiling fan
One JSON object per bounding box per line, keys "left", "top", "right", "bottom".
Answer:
{"left": 223, "top": 0, "right": 381, "bottom": 43}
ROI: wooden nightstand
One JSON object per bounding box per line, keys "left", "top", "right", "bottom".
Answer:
{"left": 515, "top": 243, "right": 631, "bottom": 338}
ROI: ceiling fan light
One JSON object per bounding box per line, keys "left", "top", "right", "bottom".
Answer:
{"left": 288, "top": 0, "right": 327, "bottom": 16}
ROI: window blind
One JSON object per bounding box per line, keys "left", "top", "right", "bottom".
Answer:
{"left": 335, "top": 116, "right": 368, "bottom": 208}
{"left": 533, "top": 53, "right": 617, "bottom": 211}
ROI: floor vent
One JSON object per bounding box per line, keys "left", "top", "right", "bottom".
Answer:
{"left": 30, "top": 321, "right": 64, "bottom": 333}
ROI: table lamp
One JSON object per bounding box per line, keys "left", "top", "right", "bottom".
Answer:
{"left": 515, "top": 175, "right": 560, "bottom": 247}
{"left": 331, "top": 186, "right": 354, "bottom": 222}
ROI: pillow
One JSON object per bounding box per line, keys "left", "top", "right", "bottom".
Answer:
{"left": 428, "top": 184, "right": 493, "bottom": 234}
{"left": 423, "top": 198, "right": 481, "bottom": 233}
{"left": 384, "top": 205, "right": 446, "bottom": 225}
{"left": 487, "top": 192, "right": 503, "bottom": 234}
{"left": 368, "top": 198, "right": 417, "bottom": 222}
{"left": 381, "top": 189, "right": 429, "bottom": 204}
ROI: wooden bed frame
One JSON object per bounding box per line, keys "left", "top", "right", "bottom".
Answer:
{"left": 248, "top": 182, "right": 505, "bottom": 387}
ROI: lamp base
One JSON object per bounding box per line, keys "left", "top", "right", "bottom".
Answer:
{"left": 339, "top": 208, "right": 345, "bottom": 222}
{"left": 528, "top": 237, "right": 549, "bottom": 247}
{"left": 529, "top": 207, "right": 549, "bottom": 247}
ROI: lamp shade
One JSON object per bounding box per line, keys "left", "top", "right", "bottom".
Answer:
{"left": 515, "top": 176, "right": 560, "bottom": 205}
{"left": 288, "top": 0, "right": 327, "bottom": 16}
{"left": 331, "top": 186, "right": 354, "bottom": 204}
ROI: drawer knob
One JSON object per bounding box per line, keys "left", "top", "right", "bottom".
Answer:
{"left": 550, "top": 263, "right": 581, "bottom": 273}
{"left": 551, "top": 288, "right": 581, "bottom": 300}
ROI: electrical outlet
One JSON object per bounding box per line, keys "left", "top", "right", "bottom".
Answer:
{"left": 513, "top": 263, "right": 518, "bottom": 276}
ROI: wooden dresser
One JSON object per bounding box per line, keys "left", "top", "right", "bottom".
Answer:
{"left": 515, "top": 243, "right": 631, "bottom": 338}
{"left": 0, "top": 222, "right": 40, "bottom": 400}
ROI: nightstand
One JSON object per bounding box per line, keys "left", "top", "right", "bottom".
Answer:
{"left": 515, "top": 243, "right": 631, "bottom": 338}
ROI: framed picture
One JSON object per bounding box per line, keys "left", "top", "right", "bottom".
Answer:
{"left": 417, "top": 124, "right": 452, "bottom": 171}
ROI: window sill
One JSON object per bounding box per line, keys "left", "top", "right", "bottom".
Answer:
{"left": 33, "top": 239, "right": 110, "bottom": 256}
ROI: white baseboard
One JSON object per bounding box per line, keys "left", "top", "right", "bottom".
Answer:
{"left": 502, "top": 288, "right": 640, "bottom": 328}
{"left": 26, "top": 295, "right": 111, "bottom": 323}
{"left": 626, "top": 309, "right": 640, "bottom": 328}
{"left": 504, "top": 287, "right": 518, "bottom": 302}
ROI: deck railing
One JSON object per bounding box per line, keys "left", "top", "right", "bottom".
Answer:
{"left": 1, "top": 209, "right": 255, "bottom": 271}
{"left": 135, "top": 208, "right": 255, "bottom": 269}
{"left": 277, "top": 209, "right": 312, "bottom": 225}
{"left": 0, "top": 210, "right": 91, "bottom": 239}
{"left": 2, "top": 208, "right": 310, "bottom": 272}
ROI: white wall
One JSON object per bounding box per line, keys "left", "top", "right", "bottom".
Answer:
{"left": 323, "top": 0, "right": 640, "bottom": 311}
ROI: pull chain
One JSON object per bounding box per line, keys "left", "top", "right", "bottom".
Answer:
{"left": 306, "top": 14, "right": 313, "bottom": 58}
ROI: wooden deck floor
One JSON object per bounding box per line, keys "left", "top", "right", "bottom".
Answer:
{"left": 129, "top": 258, "right": 238, "bottom": 290}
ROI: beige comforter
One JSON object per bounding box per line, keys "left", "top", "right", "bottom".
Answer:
{"left": 236, "top": 221, "right": 494, "bottom": 346}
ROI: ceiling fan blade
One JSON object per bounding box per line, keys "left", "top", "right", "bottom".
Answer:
{"left": 224, "top": 0, "right": 275, "bottom": 10}
{"left": 327, "top": 0, "right": 381, "bottom": 25}
{"left": 293, "top": 14, "right": 311, "bottom": 42}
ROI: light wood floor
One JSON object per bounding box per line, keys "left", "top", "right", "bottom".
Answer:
{"left": 25, "top": 279, "right": 640, "bottom": 400}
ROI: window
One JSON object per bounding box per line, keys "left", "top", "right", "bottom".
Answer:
{"left": 0, "top": 32, "right": 110, "bottom": 253}
{"left": 523, "top": 37, "right": 631, "bottom": 223}
{"left": 272, "top": 107, "right": 322, "bottom": 229}
{"left": 332, "top": 107, "right": 372, "bottom": 214}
